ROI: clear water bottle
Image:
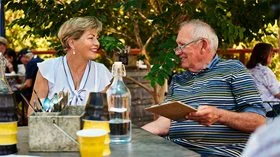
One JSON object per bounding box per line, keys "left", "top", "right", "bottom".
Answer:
{"left": 107, "top": 62, "right": 131, "bottom": 143}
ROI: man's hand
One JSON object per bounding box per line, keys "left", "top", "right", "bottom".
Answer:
{"left": 186, "top": 105, "right": 221, "bottom": 126}
{"left": 186, "top": 105, "right": 265, "bottom": 132}
{"left": 18, "top": 79, "right": 33, "bottom": 90}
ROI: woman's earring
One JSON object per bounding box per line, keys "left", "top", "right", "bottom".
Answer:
{"left": 73, "top": 50, "right": 76, "bottom": 55}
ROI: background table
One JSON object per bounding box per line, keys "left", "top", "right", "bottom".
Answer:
{"left": 5, "top": 73, "right": 27, "bottom": 126}
{"left": 17, "top": 126, "right": 200, "bottom": 157}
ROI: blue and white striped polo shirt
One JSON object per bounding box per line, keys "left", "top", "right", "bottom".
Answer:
{"left": 166, "top": 55, "right": 266, "bottom": 157}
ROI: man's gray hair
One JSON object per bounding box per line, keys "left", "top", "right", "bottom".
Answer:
{"left": 179, "top": 19, "right": 219, "bottom": 52}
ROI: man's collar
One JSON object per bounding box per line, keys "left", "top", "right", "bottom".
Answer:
{"left": 188, "top": 54, "right": 219, "bottom": 75}
{"left": 206, "top": 54, "right": 219, "bottom": 70}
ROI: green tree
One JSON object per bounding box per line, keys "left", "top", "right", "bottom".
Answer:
{"left": 4, "top": 0, "right": 279, "bottom": 103}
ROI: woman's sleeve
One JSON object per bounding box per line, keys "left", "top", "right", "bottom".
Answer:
{"left": 37, "top": 58, "right": 58, "bottom": 84}
{"left": 263, "top": 67, "right": 280, "bottom": 95}
{"left": 98, "top": 64, "right": 113, "bottom": 90}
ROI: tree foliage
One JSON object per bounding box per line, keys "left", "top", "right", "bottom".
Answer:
{"left": 4, "top": 0, "right": 279, "bottom": 91}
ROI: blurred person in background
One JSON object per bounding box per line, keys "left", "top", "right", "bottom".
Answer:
{"left": 0, "top": 36, "right": 8, "bottom": 55}
{"left": 4, "top": 48, "right": 18, "bottom": 74}
{"left": 17, "top": 48, "right": 43, "bottom": 124}
{"left": 241, "top": 115, "right": 280, "bottom": 157}
{"left": 246, "top": 43, "right": 280, "bottom": 117}
{"left": 18, "top": 48, "right": 44, "bottom": 99}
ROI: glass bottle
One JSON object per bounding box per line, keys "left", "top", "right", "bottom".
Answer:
{"left": 106, "top": 62, "right": 131, "bottom": 143}
{"left": 0, "top": 53, "right": 18, "bottom": 155}
{"left": 0, "top": 53, "right": 10, "bottom": 94}
{"left": 0, "top": 52, "right": 17, "bottom": 122}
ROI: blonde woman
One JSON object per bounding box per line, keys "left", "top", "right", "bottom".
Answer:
{"left": 28, "top": 16, "right": 112, "bottom": 115}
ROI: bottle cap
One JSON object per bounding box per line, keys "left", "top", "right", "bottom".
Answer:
{"left": 112, "top": 62, "right": 126, "bottom": 77}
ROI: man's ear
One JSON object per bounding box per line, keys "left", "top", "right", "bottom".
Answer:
{"left": 200, "top": 39, "right": 210, "bottom": 54}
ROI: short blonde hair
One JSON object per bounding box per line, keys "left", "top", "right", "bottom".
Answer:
{"left": 58, "top": 16, "right": 102, "bottom": 50}
{"left": 179, "top": 19, "right": 219, "bottom": 52}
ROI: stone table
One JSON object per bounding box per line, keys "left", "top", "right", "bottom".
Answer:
{"left": 16, "top": 126, "right": 200, "bottom": 157}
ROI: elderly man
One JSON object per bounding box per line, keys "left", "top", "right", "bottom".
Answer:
{"left": 0, "top": 36, "right": 8, "bottom": 55}
{"left": 18, "top": 49, "right": 43, "bottom": 99}
{"left": 17, "top": 49, "right": 43, "bottom": 125}
{"left": 142, "top": 19, "right": 266, "bottom": 157}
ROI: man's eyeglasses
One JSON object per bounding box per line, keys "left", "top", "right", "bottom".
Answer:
{"left": 174, "top": 38, "right": 203, "bottom": 54}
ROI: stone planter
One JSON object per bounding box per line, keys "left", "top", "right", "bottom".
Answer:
{"left": 28, "top": 106, "right": 84, "bottom": 152}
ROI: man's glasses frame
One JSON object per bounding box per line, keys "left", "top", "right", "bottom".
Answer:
{"left": 174, "top": 38, "right": 203, "bottom": 54}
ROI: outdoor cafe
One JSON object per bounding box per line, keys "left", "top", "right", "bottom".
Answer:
{"left": 0, "top": 52, "right": 200, "bottom": 157}
{"left": 1, "top": 0, "right": 280, "bottom": 156}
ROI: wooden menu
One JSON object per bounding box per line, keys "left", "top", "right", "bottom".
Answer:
{"left": 145, "top": 101, "right": 197, "bottom": 121}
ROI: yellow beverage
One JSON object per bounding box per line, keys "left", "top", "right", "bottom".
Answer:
{"left": 77, "top": 129, "right": 107, "bottom": 157}
{"left": 83, "top": 120, "right": 111, "bottom": 156}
